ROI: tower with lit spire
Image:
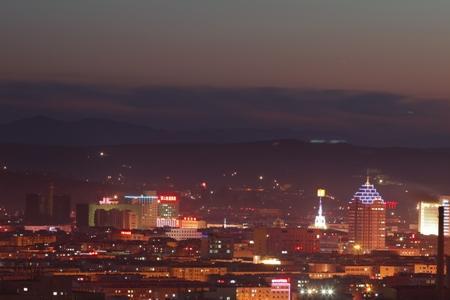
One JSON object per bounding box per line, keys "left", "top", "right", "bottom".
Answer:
{"left": 348, "top": 176, "right": 386, "bottom": 253}
{"left": 314, "top": 189, "right": 327, "bottom": 229}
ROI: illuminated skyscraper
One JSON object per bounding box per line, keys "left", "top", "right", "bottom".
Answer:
{"left": 348, "top": 177, "right": 386, "bottom": 253}
{"left": 124, "top": 192, "right": 180, "bottom": 228}
{"left": 418, "top": 197, "right": 450, "bottom": 236}
{"left": 418, "top": 201, "right": 440, "bottom": 235}
{"left": 156, "top": 193, "right": 179, "bottom": 227}
{"left": 125, "top": 192, "right": 159, "bottom": 228}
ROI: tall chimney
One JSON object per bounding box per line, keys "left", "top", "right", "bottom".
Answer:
{"left": 437, "top": 206, "right": 444, "bottom": 299}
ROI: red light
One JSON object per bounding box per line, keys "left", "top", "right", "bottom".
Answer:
{"left": 201, "top": 182, "right": 207, "bottom": 188}
{"left": 120, "top": 231, "right": 132, "bottom": 235}
{"left": 384, "top": 201, "right": 398, "bottom": 209}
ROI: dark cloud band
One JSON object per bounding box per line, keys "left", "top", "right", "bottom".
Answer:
{"left": 0, "top": 80, "right": 449, "bottom": 147}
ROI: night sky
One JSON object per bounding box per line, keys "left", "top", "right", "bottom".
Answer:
{"left": 1, "top": 1, "right": 450, "bottom": 146}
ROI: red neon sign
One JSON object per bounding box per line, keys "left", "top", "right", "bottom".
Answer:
{"left": 384, "top": 201, "right": 398, "bottom": 209}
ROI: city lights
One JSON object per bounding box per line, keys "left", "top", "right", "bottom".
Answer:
{"left": 1, "top": 1, "right": 449, "bottom": 299}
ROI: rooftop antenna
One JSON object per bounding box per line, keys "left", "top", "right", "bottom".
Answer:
{"left": 365, "top": 168, "right": 371, "bottom": 185}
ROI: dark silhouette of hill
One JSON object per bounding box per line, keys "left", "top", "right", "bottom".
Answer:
{"left": 0, "top": 116, "right": 305, "bottom": 145}
{"left": 0, "top": 140, "right": 449, "bottom": 214}
{"left": 0, "top": 116, "right": 168, "bottom": 145}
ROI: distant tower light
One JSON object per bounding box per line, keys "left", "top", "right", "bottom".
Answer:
{"left": 317, "top": 189, "right": 326, "bottom": 198}
{"left": 314, "top": 188, "right": 327, "bottom": 229}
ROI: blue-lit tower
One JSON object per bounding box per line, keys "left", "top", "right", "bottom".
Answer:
{"left": 348, "top": 177, "right": 386, "bottom": 253}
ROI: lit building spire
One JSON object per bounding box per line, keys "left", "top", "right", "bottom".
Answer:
{"left": 314, "top": 188, "right": 327, "bottom": 229}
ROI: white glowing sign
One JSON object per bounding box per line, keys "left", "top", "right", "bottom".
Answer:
{"left": 159, "top": 195, "right": 177, "bottom": 202}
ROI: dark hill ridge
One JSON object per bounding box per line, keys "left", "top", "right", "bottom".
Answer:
{"left": 0, "top": 140, "right": 450, "bottom": 213}
{"left": 0, "top": 116, "right": 168, "bottom": 145}
{"left": 0, "top": 116, "right": 306, "bottom": 145}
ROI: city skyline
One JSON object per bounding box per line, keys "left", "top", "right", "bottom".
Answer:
{"left": 2, "top": 2, "right": 450, "bottom": 299}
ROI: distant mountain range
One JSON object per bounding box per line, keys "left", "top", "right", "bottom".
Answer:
{"left": 0, "top": 116, "right": 311, "bottom": 145}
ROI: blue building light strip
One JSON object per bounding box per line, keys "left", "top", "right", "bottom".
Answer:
{"left": 124, "top": 195, "right": 158, "bottom": 200}
{"left": 352, "top": 183, "right": 384, "bottom": 204}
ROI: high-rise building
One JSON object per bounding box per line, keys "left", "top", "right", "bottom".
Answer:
{"left": 418, "top": 201, "right": 440, "bottom": 235}
{"left": 418, "top": 197, "right": 450, "bottom": 236}
{"left": 25, "top": 185, "right": 72, "bottom": 225}
{"left": 348, "top": 177, "right": 386, "bottom": 253}
{"left": 75, "top": 191, "right": 180, "bottom": 230}
{"left": 125, "top": 192, "right": 159, "bottom": 228}
{"left": 76, "top": 203, "right": 89, "bottom": 228}
{"left": 52, "top": 194, "right": 71, "bottom": 224}
{"left": 24, "top": 193, "right": 45, "bottom": 224}
{"left": 124, "top": 192, "right": 179, "bottom": 228}
{"left": 89, "top": 203, "right": 141, "bottom": 228}
{"left": 122, "top": 209, "right": 138, "bottom": 229}
{"left": 93, "top": 208, "right": 138, "bottom": 229}
{"left": 156, "top": 193, "right": 179, "bottom": 228}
